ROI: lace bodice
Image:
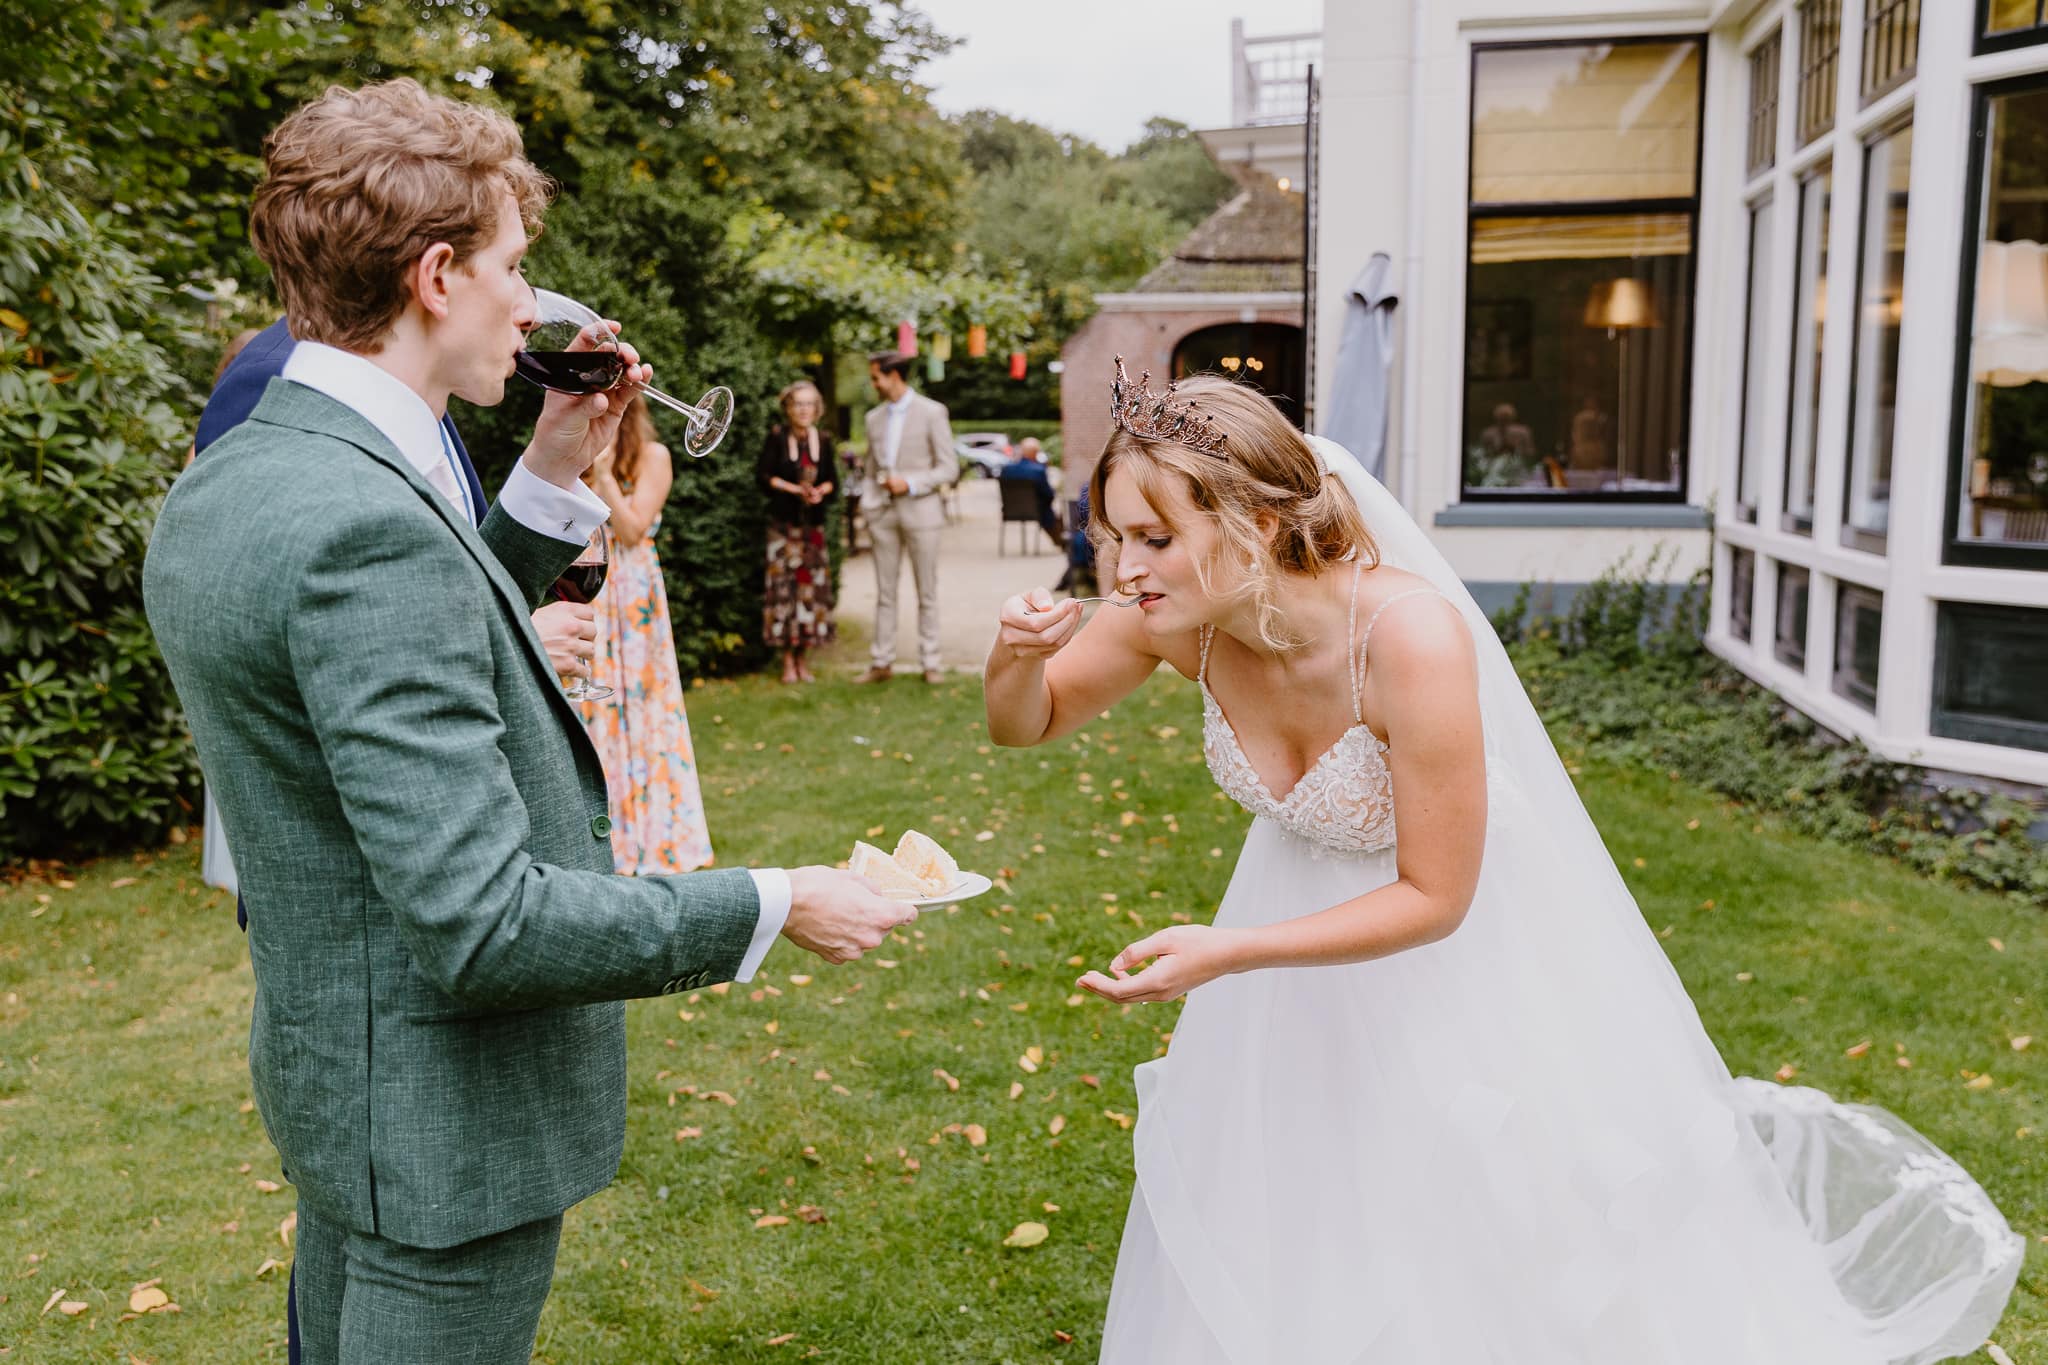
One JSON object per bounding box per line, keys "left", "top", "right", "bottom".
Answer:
{"left": 1199, "top": 583, "right": 1440, "bottom": 857}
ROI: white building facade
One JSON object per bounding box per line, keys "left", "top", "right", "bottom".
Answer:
{"left": 1314, "top": 0, "right": 2048, "bottom": 788}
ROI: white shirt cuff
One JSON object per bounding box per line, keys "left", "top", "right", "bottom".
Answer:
{"left": 500, "top": 461, "right": 611, "bottom": 544}
{"left": 735, "top": 867, "right": 791, "bottom": 982}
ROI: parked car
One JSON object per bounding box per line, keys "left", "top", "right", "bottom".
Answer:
{"left": 955, "top": 431, "right": 1012, "bottom": 479}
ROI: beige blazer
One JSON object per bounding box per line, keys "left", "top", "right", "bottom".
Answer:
{"left": 862, "top": 391, "right": 959, "bottom": 530}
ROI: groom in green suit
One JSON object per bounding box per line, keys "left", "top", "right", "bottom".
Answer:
{"left": 144, "top": 80, "right": 912, "bottom": 1363}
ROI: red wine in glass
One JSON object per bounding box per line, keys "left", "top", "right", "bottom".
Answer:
{"left": 551, "top": 558, "right": 609, "bottom": 605}
{"left": 553, "top": 536, "right": 613, "bottom": 700}
{"left": 515, "top": 350, "right": 626, "bottom": 396}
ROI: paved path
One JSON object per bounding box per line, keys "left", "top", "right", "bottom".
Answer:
{"left": 834, "top": 478, "right": 1071, "bottom": 675}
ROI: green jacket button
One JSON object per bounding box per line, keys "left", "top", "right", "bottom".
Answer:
{"left": 591, "top": 815, "right": 613, "bottom": 838}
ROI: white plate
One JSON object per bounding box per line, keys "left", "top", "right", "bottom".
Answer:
{"left": 905, "top": 872, "right": 993, "bottom": 907}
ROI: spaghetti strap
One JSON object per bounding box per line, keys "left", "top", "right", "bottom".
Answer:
{"left": 1354, "top": 587, "right": 1442, "bottom": 698}
{"left": 1197, "top": 624, "right": 1215, "bottom": 685}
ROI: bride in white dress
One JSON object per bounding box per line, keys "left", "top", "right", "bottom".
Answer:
{"left": 983, "top": 364, "right": 2022, "bottom": 1365}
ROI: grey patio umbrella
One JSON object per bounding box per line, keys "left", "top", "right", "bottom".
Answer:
{"left": 1319, "top": 252, "right": 1399, "bottom": 479}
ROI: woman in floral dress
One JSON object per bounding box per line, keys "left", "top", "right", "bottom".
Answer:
{"left": 758, "top": 379, "right": 839, "bottom": 683}
{"left": 578, "top": 394, "right": 714, "bottom": 873}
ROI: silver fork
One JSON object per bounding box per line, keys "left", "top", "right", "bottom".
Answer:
{"left": 1032, "top": 594, "right": 1141, "bottom": 616}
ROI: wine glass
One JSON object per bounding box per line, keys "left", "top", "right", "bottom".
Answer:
{"left": 517, "top": 288, "right": 735, "bottom": 458}
{"left": 551, "top": 530, "right": 613, "bottom": 702}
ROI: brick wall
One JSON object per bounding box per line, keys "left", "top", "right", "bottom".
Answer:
{"left": 1059, "top": 301, "right": 1303, "bottom": 506}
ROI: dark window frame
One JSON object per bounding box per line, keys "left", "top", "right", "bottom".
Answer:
{"left": 1460, "top": 34, "right": 1707, "bottom": 506}
{"left": 1840, "top": 116, "right": 1913, "bottom": 558}
{"left": 1748, "top": 30, "right": 1782, "bottom": 178}
{"left": 1943, "top": 75, "right": 2048, "bottom": 571}
{"left": 1797, "top": 0, "right": 1843, "bottom": 147}
{"left": 1861, "top": 0, "right": 1919, "bottom": 105}
{"left": 1977, "top": 0, "right": 2048, "bottom": 55}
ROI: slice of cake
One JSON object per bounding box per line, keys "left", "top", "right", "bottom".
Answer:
{"left": 849, "top": 839, "right": 925, "bottom": 900}
{"left": 893, "top": 829, "right": 959, "bottom": 895}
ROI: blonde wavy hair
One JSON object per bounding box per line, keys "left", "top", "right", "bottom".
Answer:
{"left": 250, "top": 79, "right": 554, "bottom": 352}
{"left": 1087, "top": 375, "right": 1377, "bottom": 651}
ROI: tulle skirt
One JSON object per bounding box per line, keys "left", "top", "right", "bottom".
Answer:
{"left": 1100, "top": 817, "right": 2022, "bottom": 1365}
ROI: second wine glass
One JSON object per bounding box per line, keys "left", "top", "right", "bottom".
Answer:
{"left": 551, "top": 529, "right": 613, "bottom": 702}
{"left": 517, "top": 288, "right": 735, "bottom": 458}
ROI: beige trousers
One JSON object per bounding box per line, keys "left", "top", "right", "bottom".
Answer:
{"left": 867, "top": 503, "right": 943, "bottom": 671}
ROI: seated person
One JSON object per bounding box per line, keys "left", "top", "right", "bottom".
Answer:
{"left": 1480, "top": 403, "right": 1535, "bottom": 462}
{"left": 998, "top": 437, "right": 1064, "bottom": 551}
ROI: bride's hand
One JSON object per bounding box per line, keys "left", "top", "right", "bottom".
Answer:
{"left": 1077, "top": 925, "right": 1250, "bottom": 1004}
{"left": 994, "top": 588, "right": 1083, "bottom": 661}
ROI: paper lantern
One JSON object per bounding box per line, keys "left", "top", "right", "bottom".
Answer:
{"left": 1008, "top": 350, "right": 1027, "bottom": 381}
{"left": 967, "top": 324, "right": 988, "bottom": 358}
{"left": 926, "top": 353, "right": 945, "bottom": 384}
{"left": 930, "top": 330, "right": 953, "bottom": 362}
{"left": 896, "top": 319, "right": 917, "bottom": 357}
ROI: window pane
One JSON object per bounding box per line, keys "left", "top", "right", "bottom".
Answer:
{"left": 1986, "top": 0, "right": 2044, "bottom": 37}
{"left": 1861, "top": 0, "right": 1919, "bottom": 102}
{"left": 1774, "top": 562, "right": 1810, "bottom": 669}
{"left": 1462, "top": 215, "right": 1691, "bottom": 494}
{"left": 1728, "top": 546, "right": 1756, "bottom": 642}
{"left": 1845, "top": 125, "right": 1910, "bottom": 551}
{"left": 1472, "top": 42, "right": 1700, "bottom": 204}
{"left": 1959, "top": 88, "right": 2048, "bottom": 552}
{"left": 1832, "top": 584, "right": 1882, "bottom": 711}
{"left": 1748, "top": 33, "right": 1781, "bottom": 177}
{"left": 1932, "top": 601, "right": 2048, "bottom": 751}
{"left": 1737, "top": 200, "right": 1775, "bottom": 521}
{"left": 1798, "top": 0, "right": 1842, "bottom": 145}
{"left": 1785, "top": 166, "right": 1833, "bottom": 534}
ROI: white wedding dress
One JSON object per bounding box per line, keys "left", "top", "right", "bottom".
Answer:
{"left": 1097, "top": 439, "right": 2022, "bottom": 1365}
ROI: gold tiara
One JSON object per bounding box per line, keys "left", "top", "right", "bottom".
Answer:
{"left": 1110, "top": 356, "right": 1227, "bottom": 455}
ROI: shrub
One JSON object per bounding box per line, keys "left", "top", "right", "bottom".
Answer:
{"left": 1504, "top": 555, "right": 2046, "bottom": 906}
{"left": 0, "top": 138, "right": 200, "bottom": 861}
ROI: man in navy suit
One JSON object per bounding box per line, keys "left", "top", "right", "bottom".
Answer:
{"left": 191, "top": 316, "right": 600, "bottom": 1365}
{"left": 997, "top": 437, "right": 1065, "bottom": 552}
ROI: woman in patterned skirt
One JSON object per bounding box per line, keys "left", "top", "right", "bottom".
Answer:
{"left": 758, "top": 379, "right": 839, "bottom": 683}
{"left": 577, "top": 394, "right": 715, "bottom": 873}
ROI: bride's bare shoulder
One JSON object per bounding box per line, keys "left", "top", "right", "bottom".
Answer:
{"left": 1358, "top": 567, "right": 1472, "bottom": 665}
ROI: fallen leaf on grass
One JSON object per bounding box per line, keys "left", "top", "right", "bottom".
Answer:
{"left": 41, "top": 1288, "right": 66, "bottom": 1315}
{"left": 1967, "top": 1075, "right": 1995, "bottom": 1090}
{"left": 254, "top": 1179, "right": 282, "bottom": 1194}
{"left": 1104, "top": 1109, "right": 1133, "bottom": 1129}
{"left": 1048, "top": 1115, "right": 1066, "bottom": 1136}
{"left": 933, "top": 1068, "right": 960, "bottom": 1092}
{"left": 964, "top": 1124, "right": 987, "bottom": 1147}
{"left": 1844, "top": 1040, "right": 1873, "bottom": 1058}
{"left": 279, "top": 1211, "right": 297, "bottom": 1248}
{"left": 675, "top": 1127, "right": 702, "bottom": 1141}
{"left": 2013, "top": 1036, "right": 2032, "bottom": 1051}
{"left": 128, "top": 1284, "right": 171, "bottom": 1313}
{"left": 755, "top": 1215, "right": 791, "bottom": 1229}
{"left": 797, "top": 1205, "right": 828, "bottom": 1224}
{"left": 59, "top": 1300, "right": 89, "bottom": 1316}
{"left": 254, "top": 1258, "right": 284, "bottom": 1279}
{"left": 766, "top": 1331, "right": 797, "bottom": 1346}
{"left": 1774, "top": 1065, "right": 1797, "bottom": 1082}
{"left": 1003, "top": 1222, "right": 1049, "bottom": 1248}
{"left": 1009, "top": 1082, "right": 1024, "bottom": 1100}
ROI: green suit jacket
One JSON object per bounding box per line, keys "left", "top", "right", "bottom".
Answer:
{"left": 144, "top": 379, "right": 763, "bottom": 1249}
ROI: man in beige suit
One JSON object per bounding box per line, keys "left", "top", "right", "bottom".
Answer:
{"left": 857, "top": 350, "right": 960, "bottom": 683}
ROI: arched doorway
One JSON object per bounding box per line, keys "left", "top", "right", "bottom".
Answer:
{"left": 1171, "top": 322, "right": 1306, "bottom": 428}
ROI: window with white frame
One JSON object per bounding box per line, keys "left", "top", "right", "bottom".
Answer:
{"left": 1981, "top": 0, "right": 2048, "bottom": 52}
{"left": 1784, "top": 165, "right": 1833, "bottom": 534}
{"left": 1461, "top": 38, "right": 1703, "bottom": 500}
{"left": 1749, "top": 30, "right": 1782, "bottom": 176}
{"left": 1797, "top": 0, "right": 1843, "bottom": 145}
{"left": 1862, "top": 0, "right": 1920, "bottom": 104}
{"left": 1736, "top": 198, "right": 1775, "bottom": 523}
{"left": 1843, "top": 122, "right": 1912, "bottom": 553}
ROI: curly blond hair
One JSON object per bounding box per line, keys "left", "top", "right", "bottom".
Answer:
{"left": 1087, "top": 375, "right": 1377, "bottom": 651}
{"left": 249, "top": 79, "right": 554, "bottom": 352}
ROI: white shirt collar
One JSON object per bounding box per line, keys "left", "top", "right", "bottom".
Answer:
{"left": 281, "top": 341, "right": 447, "bottom": 481}
{"left": 887, "top": 390, "right": 915, "bottom": 415}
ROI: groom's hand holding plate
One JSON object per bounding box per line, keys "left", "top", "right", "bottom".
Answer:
{"left": 782, "top": 867, "right": 918, "bottom": 964}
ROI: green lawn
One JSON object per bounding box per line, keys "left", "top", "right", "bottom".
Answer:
{"left": 2, "top": 669, "right": 2043, "bottom": 1362}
